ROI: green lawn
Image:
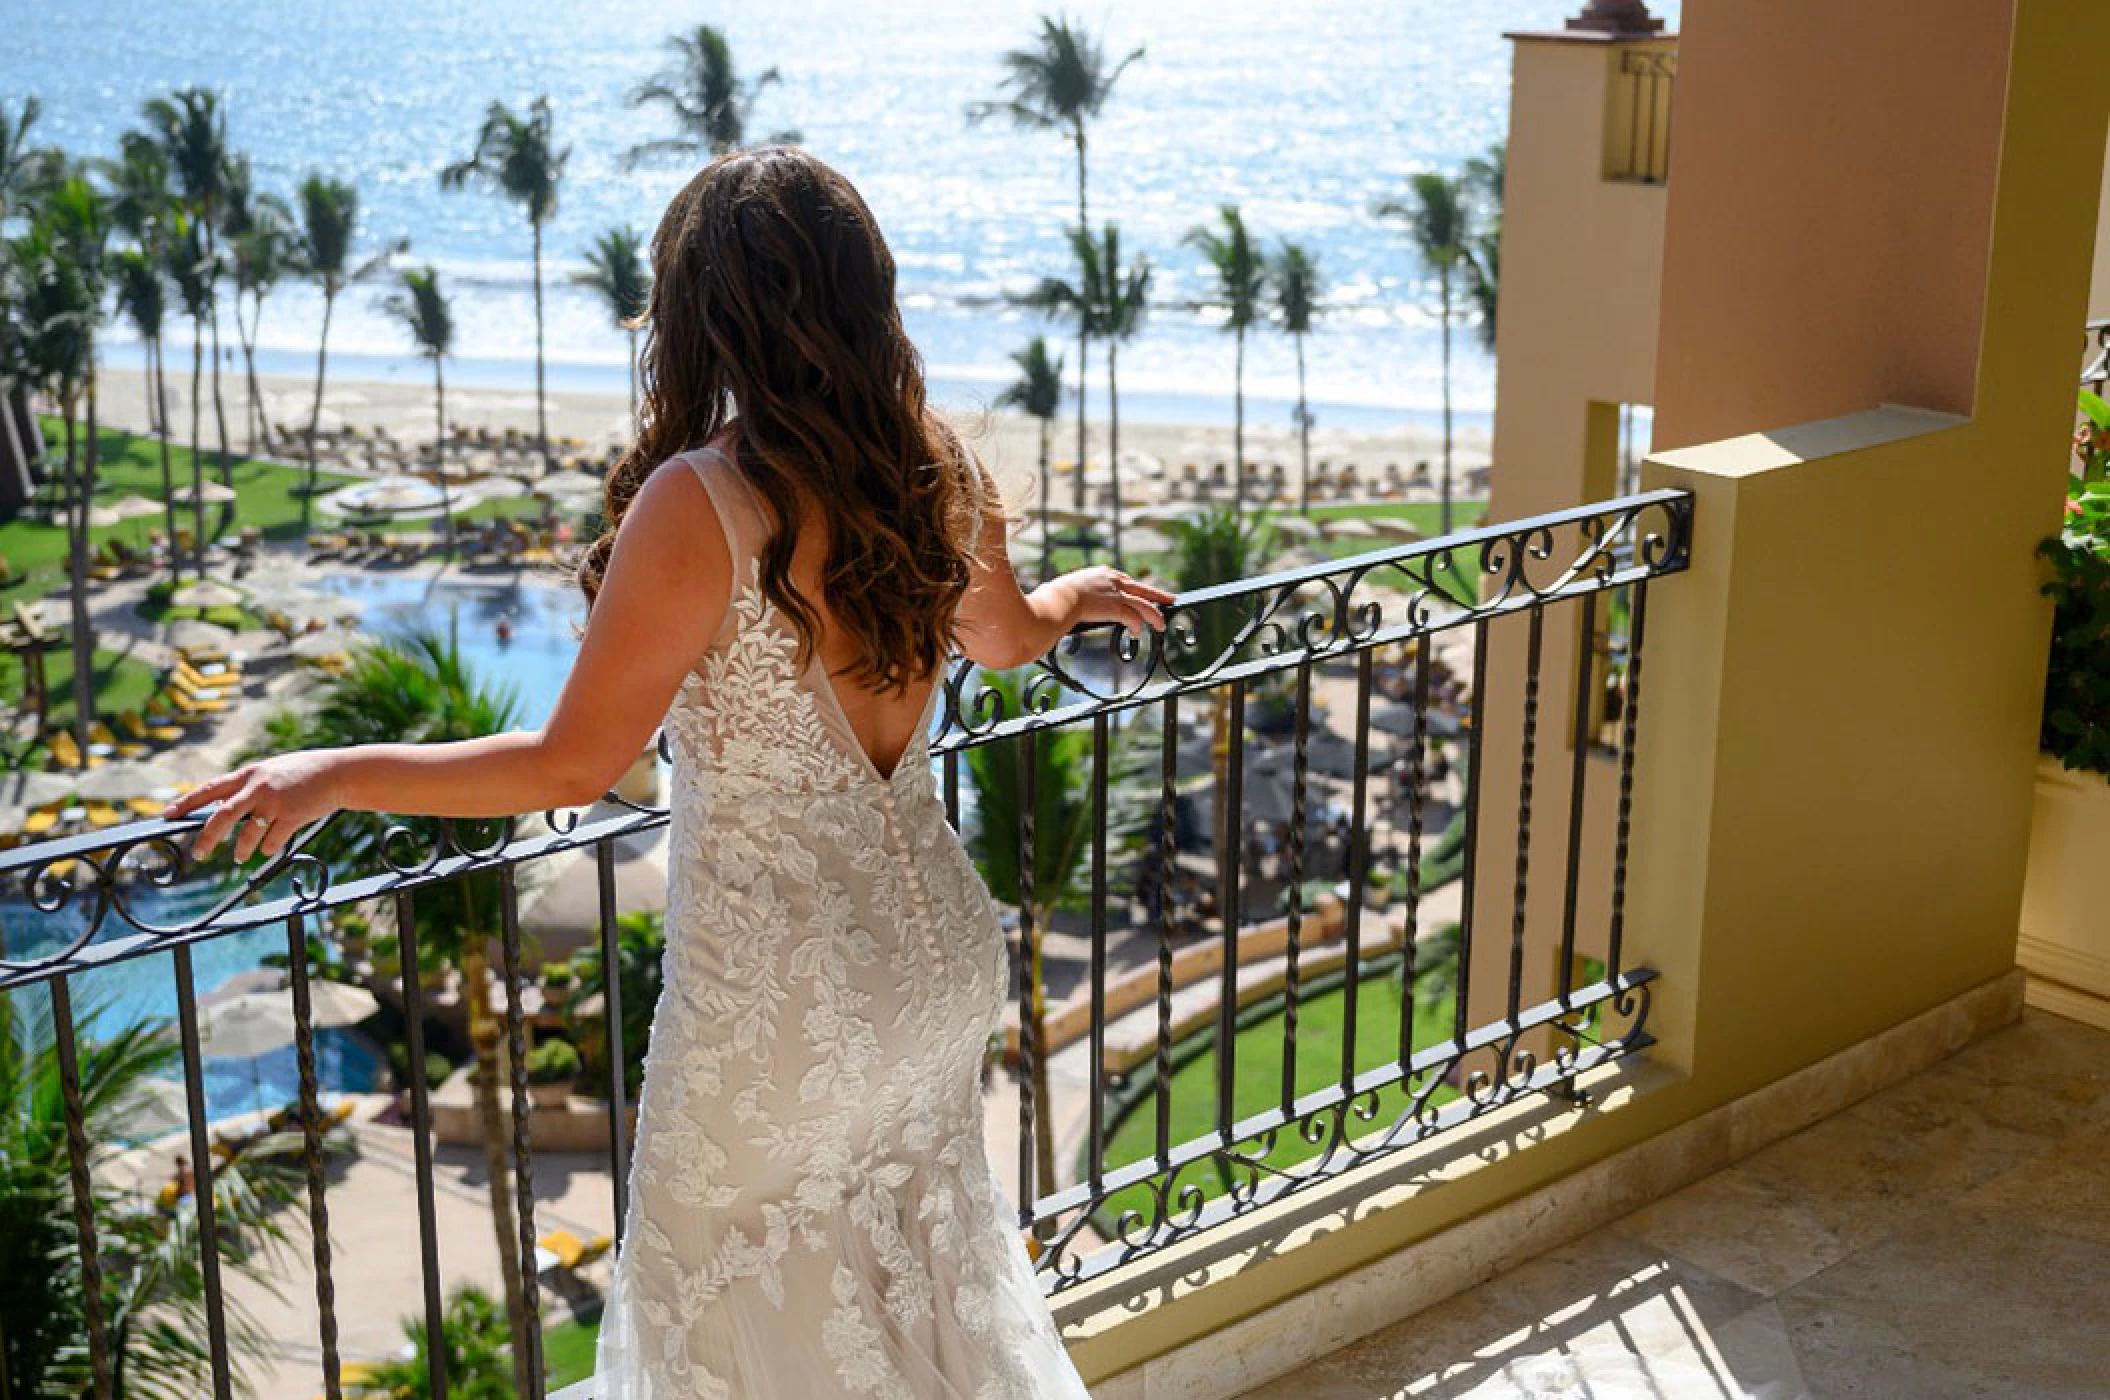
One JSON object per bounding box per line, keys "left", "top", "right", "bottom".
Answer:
{"left": 0, "top": 644, "right": 160, "bottom": 737}
{"left": 1093, "top": 957, "right": 1461, "bottom": 1235}
{"left": 544, "top": 1315, "right": 601, "bottom": 1389}
{"left": 6, "top": 418, "right": 357, "bottom": 601}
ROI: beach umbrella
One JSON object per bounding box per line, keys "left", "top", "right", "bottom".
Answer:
{"left": 114, "top": 1077, "right": 195, "bottom": 1142}
{"left": 287, "top": 631, "right": 356, "bottom": 662}
{"left": 107, "top": 494, "right": 165, "bottom": 521}
{"left": 515, "top": 827, "right": 670, "bottom": 959}
{"left": 176, "top": 481, "right": 239, "bottom": 506}
{"left": 533, "top": 470, "right": 604, "bottom": 502}
{"left": 165, "top": 617, "right": 236, "bottom": 651}
{"left": 0, "top": 770, "right": 79, "bottom": 808}
{"left": 85, "top": 504, "right": 127, "bottom": 529}
{"left": 1269, "top": 515, "right": 1323, "bottom": 541}
{"left": 72, "top": 762, "right": 178, "bottom": 802}
{"left": 472, "top": 475, "right": 532, "bottom": 498}
{"left": 1318, "top": 516, "right": 1381, "bottom": 541}
{"left": 171, "top": 580, "right": 245, "bottom": 610}
{"left": 199, "top": 996, "right": 299, "bottom": 1060}
{"left": 1035, "top": 507, "right": 1100, "bottom": 529}
{"left": 304, "top": 979, "right": 381, "bottom": 1027}
{"left": 1368, "top": 517, "right": 1426, "bottom": 543}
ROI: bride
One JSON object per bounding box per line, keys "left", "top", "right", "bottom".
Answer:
{"left": 170, "top": 146, "right": 1171, "bottom": 1397}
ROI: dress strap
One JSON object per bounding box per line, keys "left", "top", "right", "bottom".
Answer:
{"left": 677, "top": 445, "right": 760, "bottom": 574}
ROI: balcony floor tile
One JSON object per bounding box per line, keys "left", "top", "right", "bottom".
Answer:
{"left": 1233, "top": 1009, "right": 2110, "bottom": 1400}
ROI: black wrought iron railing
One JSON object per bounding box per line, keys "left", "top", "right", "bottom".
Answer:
{"left": 1607, "top": 49, "right": 1677, "bottom": 185}
{"left": 2084, "top": 318, "right": 2109, "bottom": 397}
{"left": 0, "top": 487, "right": 1692, "bottom": 1397}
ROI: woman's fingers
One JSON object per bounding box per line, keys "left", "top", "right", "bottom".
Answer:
{"left": 191, "top": 787, "right": 256, "bottom": 861}
{"left": 163, "top": 769, "right": 244, "bottom": 820}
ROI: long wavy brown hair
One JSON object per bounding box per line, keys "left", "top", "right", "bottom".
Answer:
{"left": 579, "top": 147, "right": 991, "bottom": 693}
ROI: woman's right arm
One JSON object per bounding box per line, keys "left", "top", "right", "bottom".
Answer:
{"left": 950, "top": 469, "right": 1173, "bottom": 669}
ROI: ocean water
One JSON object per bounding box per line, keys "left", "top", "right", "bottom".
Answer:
{"left": 6, "top": 0, "right": 1678, "bottom": 432}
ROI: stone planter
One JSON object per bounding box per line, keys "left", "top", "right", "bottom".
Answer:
{"left": 529, "top": 1078, "right": 574, "bottom": 1111}
{"left": 2018, "top": 754, "right": 2110, "bottom": 1031}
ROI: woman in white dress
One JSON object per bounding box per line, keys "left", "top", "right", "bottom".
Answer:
{"left": 171, "top": 147, "right": 1173, "bottom": 1396}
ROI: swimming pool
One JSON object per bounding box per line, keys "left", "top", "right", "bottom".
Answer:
{"left": 314, "top": 570, "right": 587, "bottom": 726}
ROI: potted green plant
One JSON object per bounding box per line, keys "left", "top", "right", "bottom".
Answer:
{"left": 336, "top": 909, "right": 372, "bottom": 960}
{"left": 2018, "top": 390, "right": 2110, "bottom": 1029}
{"left": 541, "top": 959, "right": 575, "bottom": 1011}
{"left": 525, "top": 1036, "right": 581, "bottom": 1110}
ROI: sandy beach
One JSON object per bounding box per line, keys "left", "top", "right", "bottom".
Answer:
{"left": 92, "top": 365, "right": 1493, "bottom": 512}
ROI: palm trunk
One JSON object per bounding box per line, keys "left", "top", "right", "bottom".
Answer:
{"left": 1072, "top": 123, "right": 1090, "bottom": 527}
{"left": 205, "top": 230, "right": 235, "bottom": 534}
{"left": 189, "top": 317, "right": 207, "bottom": 575}
{"left": 626, "top": 329, "right": 638, "bottom": 424}
{"left": 434, "top": 358, "right": 454, "bottom": 548}
{"left": 62, "top": 404, "right": 93, "bottom": 755}
{"left": 239, "top": 292, "right": 267, "bottom": 456}
{"left": 1029, "top": 932, "right": 1056, "bottom": 1221}
{"left": 1439, "top": 266, "right": 1454, "bottom": 536}
{"left": 144, "top": 336, "right": 162, "bottom": 438}
{"left": 1107, "top": 340, "right": 1123, "bottom": 569}
{"left": 531, "top": 219, "right": 550, "bottom": 474}
{"left": 1232, "top": 323, "right": 1247, "bottom": 523}
{"left": 1295, "top": 331, "right": 1311, "bottom": 515}
{"left": 303, "top": 284, "right": 337, "bottom": 533}
{"left": 153, "top": 338, "right": 179, "bottom": 582}
{"left": 1036, "top": 416, "right": 1052, "bottom": 583}
{"left": 463, "top": 944, "right": 533, "bottom": 1397}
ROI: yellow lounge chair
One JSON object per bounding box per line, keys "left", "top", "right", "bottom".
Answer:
{"left": 173, "top": 661, "right": 241, "bottom": 693}
{"left": 160, "top": 681, "right": 231, "bottom": 713}
{"left": 46, "top": 730, "right": 99, "bottom": 770}
{"left": 121, "top": 709, "right": 186, "bottom": 745}
{"left": 89, "top": 721, "right": 148, "bottom": 760}
{"left": 149, "top": 692, "right": 222, "bottom": 722}
{"left": 83, "top": 801, "right": 123, "bottom": 829}
{"left": 127, "top": 796, "right": 164, "bottom": 818}
{"left": 537, "top": 1228, "right": 614, "bottom": 1274}
{"left": 22, "top": 805, "right": 63, "bottom": 837}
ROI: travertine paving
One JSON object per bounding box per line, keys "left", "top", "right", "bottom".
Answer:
{"left": 1237, "top": 1008, "right": 2110, "bottom": 1400}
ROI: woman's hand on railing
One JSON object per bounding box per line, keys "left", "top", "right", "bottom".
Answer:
{"left": 162, "top": 749, "right": 348, "bottom": 862}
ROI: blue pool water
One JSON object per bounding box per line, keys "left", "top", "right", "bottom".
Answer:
{"left": 313, "top": 570, "right": 588, "bottom": 726}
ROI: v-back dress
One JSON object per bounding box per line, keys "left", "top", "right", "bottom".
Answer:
{"left": 591, "top": 447, "right": 1090, "bottom": 1398}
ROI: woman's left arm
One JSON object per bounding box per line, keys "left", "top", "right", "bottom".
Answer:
{"left": 166, "top": 461, "right": 731, "bottom": 862}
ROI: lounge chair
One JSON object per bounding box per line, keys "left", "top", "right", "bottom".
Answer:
{"left": 45, "top": 730, "right": 99, "bottom": 770}
{"left": 121, "top": 709, "right": 185, "bottom": 745}
{"left": 88, "top": 720, "right": 148, "bottom": 760}
{"left": 82, "top": 801, "right": 123, "bottom": 829}
{"left": 536, "top": 1228, "right": 614, "bottom": 1278}
{"left": 151, "top": 689, "right": 227, "bottom": 720}
{"left": 21, "top": 803, "right": 63, "bottom": 837}
{"left": 173, "top": 660, "right": 241, "bottom": 693}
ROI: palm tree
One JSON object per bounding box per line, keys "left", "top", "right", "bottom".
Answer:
{"left": 293, "top": 174, "right": 396, "bottom": 530}
{"left": 1269, "top": 242, "right": 1323, "bottom": 514}
{"left": 13, "top": 179, "right": 110, "bottom": 753}
{"left": 250, "top": 630, "right": 534, "bottom": 1390}
{"left": 1185, "top": 206, "right": 1265, "bottom": 521}
{"left": 1463, "top": 142, "right": 1505, "bottom": 354}
{"left": 112, "top": 249, "right": 183, "bottom": 579}
{"left": 995, "top": 336, "right": 1064, "bottom": 580}
{"left": 625, "top": 24, "right": 799, "bottom": 165}
{"left": 1165, "top": 505, "right": 1279, "bottom": 905}
{"left": 966, "top": 667, "right": 1148, "bottom": 1217}
{"left": 574, "top": 226, "right": 650, "bottom": 419}
{"left": 971, "top": 16, "right": 1144, "bottom": 507}
{"left": 383, "top": 266, "right": 459, "bottom": 544}
{"left": 0, "top": 995, "right": 300, "bottom": 1398}
{"left": 0, "top": 96, "right": 42, "bottom": 226}
{"left": 100, "top": 133, "right": 176, "bottom": 440}
{"left": 442, "top": 98, "right": 568, "bottom": 475}
{"left": 140, "top": 89, "right": 236, "bottom": 521}
{"left": 1016, "top": 227, "right": 1149, "bottom": 569}
{"left": 1093, "top": 226, "right": 1150, "bottom": 567}
{"left": 222, "top": 157, "right": 295, "bottom": 454}
{"left": 165, "top": 212, "right": 215, "bottom": 576}
{"left": 1375, "top": 172, "right": 1475, "bottom": 535}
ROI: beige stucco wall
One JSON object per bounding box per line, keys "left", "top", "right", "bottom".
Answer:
{"left": 1650, "top": 1, "right": 2014, "bottom": 448}
{"left": 2093, "top": 134, "right": 2110, "bottom": 317}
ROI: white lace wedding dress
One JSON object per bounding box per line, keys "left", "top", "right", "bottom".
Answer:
{"left": 591, "top": 447, "right": 1091, "bottom": 1398}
